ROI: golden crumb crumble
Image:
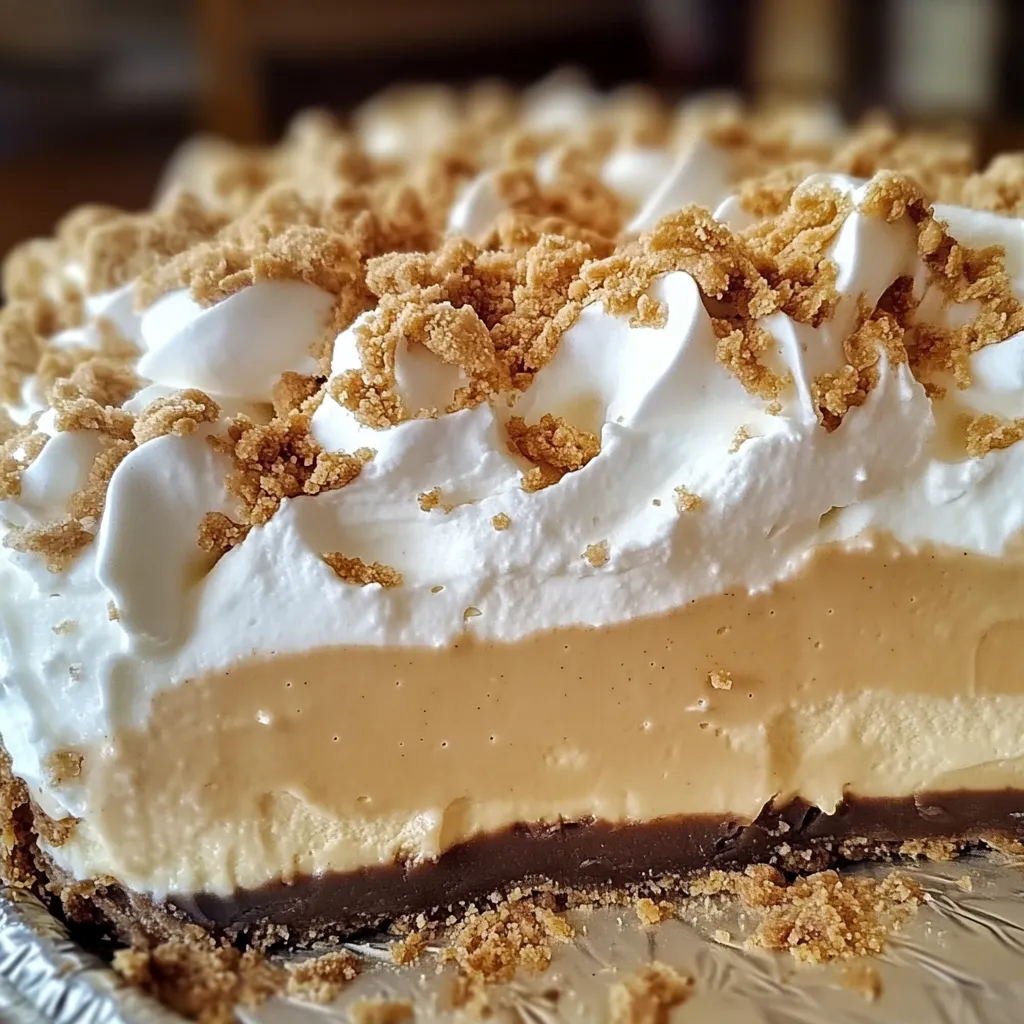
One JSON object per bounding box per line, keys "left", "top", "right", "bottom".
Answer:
{"left": 418, "top": 486, "right": 454, "bottom": 513}
{"left": 52, "top": 619, "right": 77, "bottom": 635}
{"left": 285, "top": 950, "right": 361, "bottom": 1004}
{"left": 334, "top": 233, "right": 591, "bottom": 428}
{"left": 0, "top": 425, "right": 47, "bottom": 500}
{"left": 508, "top": 413, "right": 600, "bottom": 491}
{"left": 350, "top": 998, "right": 414, "bottom": 1024}
{"left": 0, "top": 295, "right": 82, "bottom": 404}
{"left": 712, "top": 318, "right": 790, "bottom": 404}
{"left": 197, "top": 512, "right": 251, "bottom": 561}
{"left": 635, "top": 897, "right": 674, "bottom": 926}
{"left": 271, "top": 371, "right": 322, "bottom": 417}
{"left": 491, "top": 512, "right": 511, "bottom": 531}
{"left": 608, "top": 962, "right": 693, "bottom": 1024}
{"left": 729, "top": 425, "right": 752, "bottom": 453}
{"left": 83, "top": 189, "right": 227, "bottom": 295}
{"left": 324, "top": 552, "right": 403, "bottom": 588}
{"left": 709, "top": 669, "right": 733, "bottom": 690}
{"left": 439, "top": 892, "right": 573, "bottom": 1015}
{"left": 44, "top": 750, "right": 83, "bottom": 786}
{"left": 113, "top": 935, "right": 283, "bottom": 1024}
{"left": 212, "top": 409, "right": 371, "bottom": 527}
{"left": 674, "top": 486, "right": 703, "bottom": 513}
{"left": 813, "top": 302, "right": 906, "bottom": 430}
{"left": 583, "top": 207, "right": 777, "bottom": 326}
{"left": 107, "top": 601, "right": 120, "bottom": 621}
{"left": 583, "top": 540, "right": 610, "bottom": 568}
{"left": 489, "top": 161, "right": 625, "bottom": 251}
{"left": 964, "top": 414, "right": 1024, "bottom": 458}
{"left": 690, "top": 865, "right": 921, "bottom": 964}
{"left": 898, "top": 839, "right": 961, "bottom": 862}
{"left": 133, "top": 389, "right": 220, "bottom": 445}
{"left": 861, "top": 171, "right": 1024, "bottom": 390}
{"left": 3, "top": 517, "right": 94, "bottom": 572}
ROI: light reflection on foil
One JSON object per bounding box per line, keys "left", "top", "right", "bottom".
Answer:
{"left": 5, "top": 855, "right": 1024, "bottom": 1023}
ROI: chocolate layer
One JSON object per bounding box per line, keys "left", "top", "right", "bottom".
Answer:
{"left": 168, "top": 789, "right": 1024, "bottom": 942}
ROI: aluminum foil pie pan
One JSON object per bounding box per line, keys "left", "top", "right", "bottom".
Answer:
{"left": 4, "top": 855, "right": 1024, "bottom": 1023}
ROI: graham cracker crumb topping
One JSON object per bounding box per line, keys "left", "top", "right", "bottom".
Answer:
{"left": 674, "top": 486, "right": 703, "bottom": 513}
{"left": 508, "top": 413, "right": 600, "bottom": 492}
{"left": 323, "top": 552, "right": 403, "bottom": 588}
{"left": 491, "top": 512, "right": 511, "bottom": 531}
{"left": 608, "top": 962, "right": 694, "bottom": 1024}
{"left": 197, "top": 512, "right": 251, "bottom": 561}
{"left": 133, "top": 389, "right": 220, "bottom": 445}
{"left": 418, "top": 486, "right": 454, "bottom": 513}
{"left": 285, "top": 949, "right": 361, "bottom": 1004}
{"left": 113, "top": 935, "right": 283, "bottom": 1024}
{"left": 964, "top": 413, "right": 1024, "bottom": 458}
{"left": 213, "top": 409, "right": 371, "bottom": 527}
{"left": 583, "top": 540, "right": 610, "bottom": 568}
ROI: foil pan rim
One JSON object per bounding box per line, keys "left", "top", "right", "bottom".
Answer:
{"left": 6, "top": 855, "right": 1024, "bottom": 1022}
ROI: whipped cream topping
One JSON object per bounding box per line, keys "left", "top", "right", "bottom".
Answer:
{"left": 3, "top": 125, "right": 1024, "bottom": 855}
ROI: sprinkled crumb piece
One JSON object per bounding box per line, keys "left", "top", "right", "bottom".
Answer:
{"left": 899, "top": 838, "right": 960, "bottom": 861}
{"left": 712, "top": 319, "right": 791, "bottom": 405}
{"left": 583, "top": 541, "right": 610, "bottom": 568}
{"left": 68, "top": 664, "right": 83, "bottom": 681}
{"left": 83, "top": 190, "right": 227, "bottom": 295}
{"left": 985, "top": 835, "right": 1024, "bottom": 856}
{"left": 491, "top": 512, "right": 511, "bottom": 531}
{"left": 729, "top": 426, "right": 752, "bottom": 453}
{"left": 107, "top": 601, "right": 121, "bottom": 621}
{"left": 840, "top": 962, "right": 883, "bottom": 1002}
{"left": 271, "top": 372, "right": 323, "bottom": 417}
{"left": 214, "top": 410, "right": 371, "bottom": 527}
{"left": 463, "top": 606, "right": 482, "bottom": 620}
{"left": 418, "top": 486, "right": 454, "bottom": 513}
{"left": 608, "top": 962, "right": 693, "bottom": 1024}
{"left": 709, "top": 669, "right": 733, "bottom": 691}
{"left": 652, "top": 498, "right": 661, "bottom": 506}
{"left": 965, "top": 414, "right": 1024, "bottom": 458}
{"left": 133, "top": 389, "right": 220, "bottom": 445}
{"left": 324, "top": 553, "right": 402, "bottom": 589}
{"left": 197, "top": 512, "right": 252, "bottom": 560}
{"left": 390, "top": 931, "right": 426, "bottom": 966}
{"left": 113, "top": 936, "right": 283, "bottom": 1024}
{"left": 956, "top": 875, "right": 973, "bottom": 892}
{"left": 713, "top": 929, "right": 731, "bottom": 944}
{"left": 349, "top": 998, "right": 414, "bottom": 1024}
{"left": 285, "top": 950, "right": 361, "bottom": 1004}
{"left": 635, "top": 897, "right": 674, "bottom": 926}
{"left": 52, "top": 619, "right": 77, "bottom": 635}
{"left": 674, "top": 486, "right": 703, "bottom": 513}
{"left": 440, "top": 892, "right": 573, "bottom": 1014}
{"left": 44, "top": 750, "right": 83, "bottom": 785}
{"left": 508, "top": 413, "right": 600, "bottom": 492}
{"left": 3, "top": 517, "right": 93, "bottom": 573}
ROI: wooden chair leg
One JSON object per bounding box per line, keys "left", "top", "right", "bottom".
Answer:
{"left": 192, "top": 0, "right": 265, "bottom": 142}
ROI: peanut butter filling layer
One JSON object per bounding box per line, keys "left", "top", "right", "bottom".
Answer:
{"left": 58, "top": 535, "right": 1024, "bottom": 896}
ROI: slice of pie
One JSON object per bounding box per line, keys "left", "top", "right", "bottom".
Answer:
{"left": 3, "top": 81, "right": 1024, "bottom": 952}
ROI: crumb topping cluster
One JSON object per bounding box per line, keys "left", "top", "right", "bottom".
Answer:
{"left": 4, "top": 86, "right": 1024, "bottom": 578}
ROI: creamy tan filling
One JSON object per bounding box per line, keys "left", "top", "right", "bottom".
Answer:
{"left": 55, "top": 536, "right": 1024, "bottom": 896}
